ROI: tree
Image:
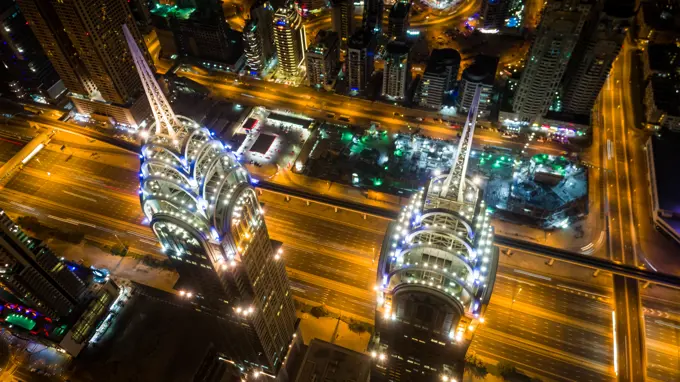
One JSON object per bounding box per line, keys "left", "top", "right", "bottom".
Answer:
{"left": 496, "top": 360, "right": 518, "bottom": 380}
{"left": 464, "top": 353, "right": 488, "bottom": 381}
{"left": 310, "top": 305, "right": 329, "bottom": 318}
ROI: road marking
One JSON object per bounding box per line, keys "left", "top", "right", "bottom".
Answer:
{"left": 47, "top": 215, "right": 96, "bottom": 227}
{"left": 71, "top": 187, "right": 109, "bottom": 199}
{"left": 513, "top": 269, "right": 552, "bottom": 281}
{"left": 497, "top": 274, "right": 536, "bottom": 286}
{"left": 655, "top": 320, "right": 680, "bottom": 330}
{"left": 62, "top": 190, "right": 97, "bottom": 202}
{"left": 9, "top": 201, "right": 36, "bottom": 212}
{"left": 556, "top": 284, "right": 609, "bottom": 299}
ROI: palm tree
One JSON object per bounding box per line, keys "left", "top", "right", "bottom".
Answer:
{"left": 464, "top": 353, "right": 488, "bottom": 381}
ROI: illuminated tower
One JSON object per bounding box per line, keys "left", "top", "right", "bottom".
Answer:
{"left": 273, "top": 4, "right": 307, "bottom": 77}
{"left": 372, "top": 87, "right": 498, "bottom": 381}
{"left": 125, "top": 25, "right": 297, "bottom": 376}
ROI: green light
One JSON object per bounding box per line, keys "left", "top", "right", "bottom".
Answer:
{"left": 373, "top": 178, "right": 383, "bottom": 187}
{"left": 6, "top": 314, "right": 36, "bottom": 331}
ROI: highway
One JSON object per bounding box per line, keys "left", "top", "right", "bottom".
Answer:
{"left": 1, "top": 125, "right": 679, "bottom": 381}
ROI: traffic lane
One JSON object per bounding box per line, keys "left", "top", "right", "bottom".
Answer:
{"left": 288, "top": 278, "right": 374, "bottom": 319}
{"left": 265, "top": 212, "right": 383, "bottom": 259}
{"left": 470, "top": 335, "right": 610, "bottom": 382}
{"left": 644, "top": 316, "right": 680, "bottom": 382}
{"left": 493, "top": 276, "right": 612, "bottom": 328}
{"left": 4, "top": 172, "right": 143, "bottom": 224}
{"left": 27, "top": 148, "right": 139, "bottom": 195}
{"left": 485, "top": 296, "right": 613, "bottom": 364}
{"left": 283, "top": 245, "right": 376, "bottom": 290}
{"left": 0, "top": 139, "right": 24, "bottom": 163}
{"left": 0, "top": 191, "right": 160, "bottom": 255}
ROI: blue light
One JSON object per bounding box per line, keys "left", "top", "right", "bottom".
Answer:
{"left": 276, "top": 20, "right": 286, "bottom": 26}
{"left": 351, "top": 87, "right": 359, "bottom": 91}
{"left": 250, "top": 178, "right": 260, "bottom": 185}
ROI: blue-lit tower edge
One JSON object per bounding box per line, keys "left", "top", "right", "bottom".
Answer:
{"left": 124, "top": 25, "right": 297, "bottom": 377}
{"left": 372, "top": 85, "right": 498, "bottom": 380}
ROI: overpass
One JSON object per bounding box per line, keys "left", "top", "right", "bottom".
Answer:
{"left": 256, "top": 179, "right": 680, "bottom": 289}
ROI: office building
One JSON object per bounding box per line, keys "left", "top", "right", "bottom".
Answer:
{"left": 387, "top": 1, "right": 411, "bottom": 40}
{"left": 416, "top": 49, "right": 460, "bottom": 109}
{"left": 480, "top": 0, "right": 510, "bottom": 30}
{"left": 126, "top": 26, "right": 297, "bottom": 376}
{"left": 512, "top": 0, "right": 593, "bottom": 123}
{"left": 458, "top": 55, "right": 498, "bottom": 118}
{"left": 244, "top": 20, "right": 266, "bottom": 73}
{"left": 250, "top": 0, "right": 276, "bottom": 64}
{"left": 170, "top": 0, "right": 243, "bottom": 67}
{"left": 0, "top": 211, "right": 86, "bottom": 319}
{"left": 645, "top": 75, "right": 680, "bottom": 132}
{"left": 561, "top": 1, "right": 632, "bottom": 115}
{"left": 381, "top": 40, "right": 411, "bottom": 101}
{"left": 306, "top": 31, "right": 340, "bottom": 88}
{"left": 0, "top": 0, "right": 64, "bottom": 103}
{"left": 273, "top": 3, "right": 307, "bottom": 77}
{"left": 363, "top": 0, "right": 383, "bottom": 33}
{"left": 347, "top": 28, "right": 377, "bottom": 94}
{"left": 372, "top": 96, "right": 498, "bottom": 380}
{"left": 16, "top": 0, "right": 153, "bottom": 126}
{"left": 0, "top": 209, "right": 122, "bottom": 357}
{"left": 331, "top": 0, "right": 355, "bottom": 48}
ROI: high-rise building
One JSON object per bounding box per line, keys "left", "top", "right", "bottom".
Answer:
{"left": 458, "top": 55, "right": 498, "bottom": 118}
{"left": 128, "top": 0, "right": 153, "bottom": 33}
{"left": 331, "top": 0, "right": 355, "bottom": 49}
{"left": 16, "top": 0, "right": 153, "bottom": 126}
{"left": 480, "top": 0, "right": 511, "bottom": 30}
{"left": 561, "top": 1, "right": 632, "bottom": 115}
{"left": 347, "top": 27, "right": 377, "bottom": 94}
{"left": 170, "top": 0, "right": 243, "bottom": 66}
{"left": 244, "top": 20, "right": 266, "bottom": 73}
{"left": 416, "top": 49, "right": 461, "bottom": 109}
{"left": 387, "top": 1, "right": 411, "bottom": 40}
{"left": 0, "top": 0, "right": 64, "bottom": 103}
{"left": 0, "top": 210, "right": 86, "bottom": 319}
{"left": 251, "top": 0, "right": 276, "bottom": 63}
{"left": 306, "top": 31, "right": 340, "bottom": 88}
{"left": 381, "top": 40, "right": 411, "bottom": 101}
{"left": 273, "top": 3, "right": 307, "bottom": 77}
{"left": 126, "top": 25, "right": 297, "bottom": 376}
{"left": 372, "top": 87, "right": 498, "bottom": 381}
{"left": 362, "top": 0, "right": 383, "bottom": 33}
{"left": 512, "top": 0, "right": 593, "bottom": 122}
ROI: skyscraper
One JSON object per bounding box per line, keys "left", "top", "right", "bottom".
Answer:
{"left": 458, "top": 55, "right": 499, "bottom": 118}
{"left": 347, "top": 27, "right": 377, "bottom": 94}
{"left": 382, "top": 40, "right": 411, "bottom": 101}
{"left": 416, "top": 49, "right": 461, "bottom": 109}
{"left": 512, "top": 0, "right": 593, "bottom": 122}
{"left": 331, "top": 0, "right": 355, "bottom": 48}
{"left": 0, "top": 0, "right": 64, "bottom": 103}
{"left": 16, "top": 0, "right": 153, "bottom": 126}
{"left": 273, "top": 3, "right": 307, "bottom": 77}
{"left": 372, "top": 87, "right": 498, "bottom": 381}
{"left": 306, "top": 31, "right": 340, "bottom": 88}
{"left": 126, "top": 26, "right": 297, "bottom": 376}
{"left": 362, "top": 0, "right": 383, "bottom": 33}
{"left": 0, "top": 210, "right": 86, "bottom": 319}
{"left": 244, "top": 20, "right": 266, "bottom": 73}
{"left": 387, "top": 1, "right": 411, "bottom": 40}
{"left": 561, "top": 1, "right": 632, "bottom": 115}
{"left": 480, "top": 0, "right": 511, "bottom": 30}
{"left": 251, "top": 0, "right": 276, "bottom": 63}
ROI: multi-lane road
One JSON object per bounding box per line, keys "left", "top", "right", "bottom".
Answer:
{"left": 0, "top": 126, "right": 662, "bottom": 382}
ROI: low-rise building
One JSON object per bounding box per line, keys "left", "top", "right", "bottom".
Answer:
{"left": 636, "top": 0, "right": 680, "bottom": 44}
{"left": 296, "top": 339, "right": 371, "bottom": 382}
{"left": 642, "top": 43, "right": 680, "bottom": 81}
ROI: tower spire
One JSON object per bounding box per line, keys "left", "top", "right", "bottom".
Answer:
{"left": 441, "top": 85, "right": 482, "bottom": 201}
{"left": 122, "top": 24, "right": 181, "bottom": 140}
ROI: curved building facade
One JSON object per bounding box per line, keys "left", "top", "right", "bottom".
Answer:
{"left": 372, "top": 86, "right": 498, "bottom": 381}
{"left": 125, "top": 25, "right": 296, "bottom": 377}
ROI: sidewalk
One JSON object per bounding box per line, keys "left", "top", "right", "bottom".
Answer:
{"left": 0, "top": 130, "right": 54, "bottom": 186}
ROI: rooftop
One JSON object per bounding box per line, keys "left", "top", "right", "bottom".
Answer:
{"left": 295, "top": 339, "right": 371, "bottom": 382}
{"left": 641, "top": 0, "right": 680, "bottom": 32}
{"left": 648, "top": 75, "right": 680, "bottom": 116}
{"left": 150, "top": 4, "right": 196, "bottom": 20}
{"left": 424, "top": 48, "right": 461, "bottom": 75}
{"left": 646, "top": 43, "right": 680, "bottom": 74}
{"left": 649, "top": 132, "right": 680, "bottom": 215}
{"left": 462, "top": 55, "right": 499, "bottom": 85}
